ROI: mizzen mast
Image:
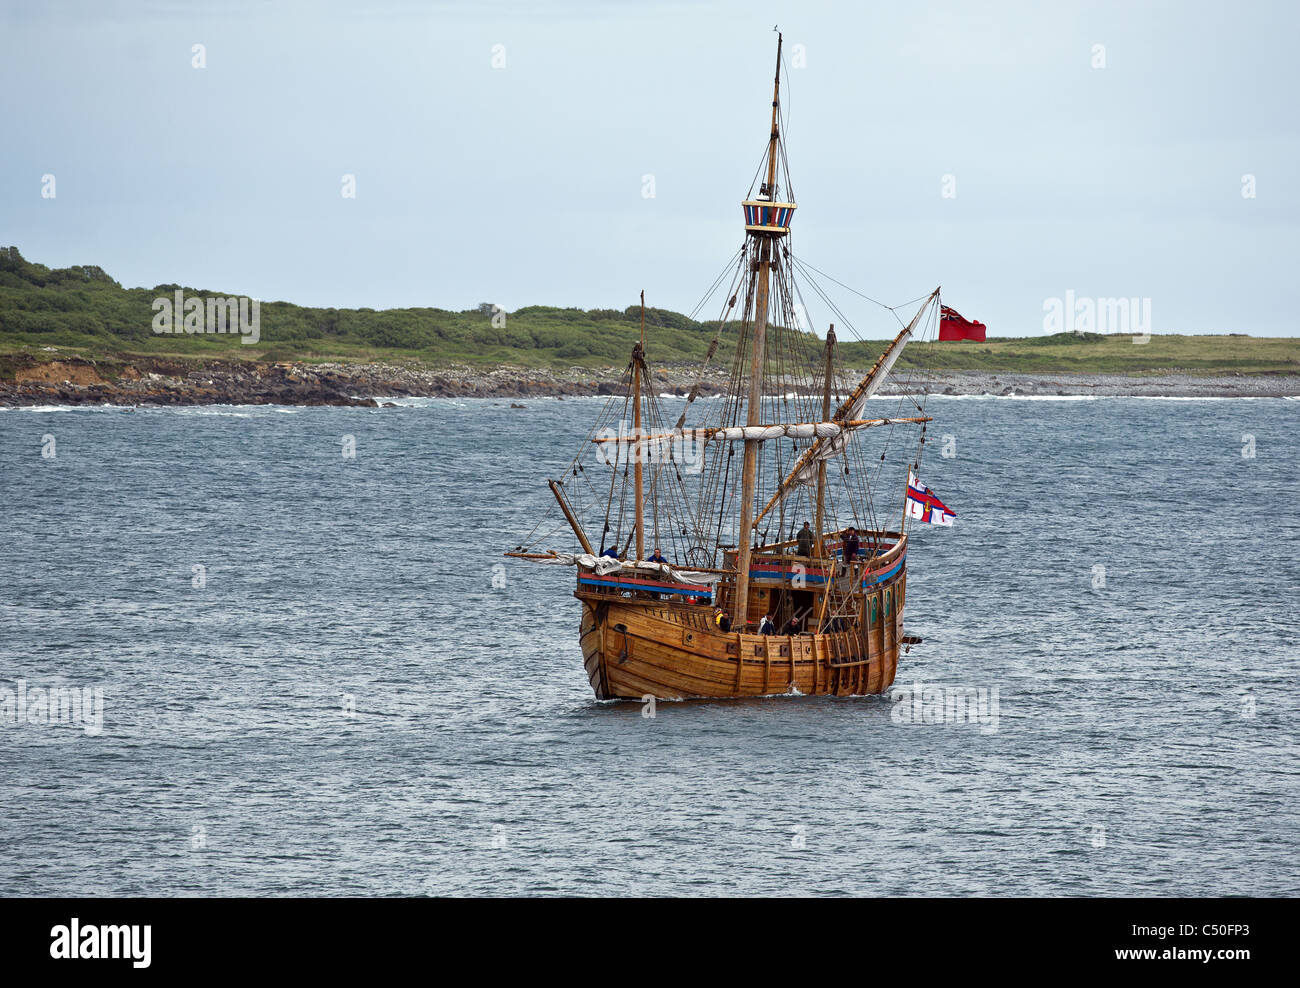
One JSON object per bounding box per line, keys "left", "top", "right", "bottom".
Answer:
{"left": 813, "top": 325, "right": 835, "bottom": 559}
{"left": 733, "top": 32, "right": 792, "bottom": 629}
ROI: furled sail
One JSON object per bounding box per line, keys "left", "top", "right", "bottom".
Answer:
{"left": 591, "top": 417, "right": 929, "bottom": 447}
{"left": 703, "top": 418, "right": 924, "bottom": 442}
{"left": 524, "top": 552, "right": 722, "bottom": 585}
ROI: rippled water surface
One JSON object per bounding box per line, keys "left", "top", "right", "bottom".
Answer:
{"left": 1, "top": 396, "right": 1297, "bottom": 896}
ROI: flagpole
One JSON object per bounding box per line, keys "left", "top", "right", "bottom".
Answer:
{"left": 901, "top": 469, "right": 911, "bottom": 543}
{"left": 901, "top": 288, "right": 937, "bottom": 542}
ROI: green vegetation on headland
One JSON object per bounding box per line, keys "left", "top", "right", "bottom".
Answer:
{"left": 2, "top": 246, "right": 1297, "bottom": 378}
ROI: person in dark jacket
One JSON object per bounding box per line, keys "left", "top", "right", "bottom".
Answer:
{"left": 842, "top": 527, "right": 861, "bottom": 564}
{"left": 758, "top": 614, "right": 775, "bottom": 635}
{"left": 647, "top": 547, "right": 669, "bottom": 564}
{"left": 714, "top": 609, "right": 732, "bottom": 633}
{"left": 796, "top": 522, "right": 814, "bottom": 557}
{"left": 783, "top": 615, "right": 802, "bottom": 636}
{"left": 601, "top": 546, "right": 619, "bottom": 559}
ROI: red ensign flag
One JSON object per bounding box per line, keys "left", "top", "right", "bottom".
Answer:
{"left": 939, "top": 305, "right": 987, "bottom": 342}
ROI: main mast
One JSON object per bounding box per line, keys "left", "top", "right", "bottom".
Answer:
{"left": 733, "top": 34, "right": 788, "bottom": 629}
{"left": 633, "top": 291, "right": 646, "bottom": 562}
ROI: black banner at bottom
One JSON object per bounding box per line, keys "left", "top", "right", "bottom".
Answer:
{"left": 0, "top": 896, "right": 1277, "bottom": 975}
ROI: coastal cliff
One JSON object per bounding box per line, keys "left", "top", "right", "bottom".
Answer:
{"left": 2, "top": 351, "right": 1295, "bottom": 406}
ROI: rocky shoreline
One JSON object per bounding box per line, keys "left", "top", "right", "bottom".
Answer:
{"left": 1, "top": 354, "right": 1296, "bottom": 406}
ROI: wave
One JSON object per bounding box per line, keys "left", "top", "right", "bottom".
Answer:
{"left": 924, "top": 393, "right": 1282, "bottom": 402}
{"left": 1, "top": 402, "right": 315, "bottom": 415}
{"left": 4, "top": 404, "right": 137, "bottom": 413}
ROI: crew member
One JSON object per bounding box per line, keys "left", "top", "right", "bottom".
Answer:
{"left": 796, "top": 522, "right": 814, "bottom": 557}
{"left": 842, "top": 526, "right": 861, "bottom": 564}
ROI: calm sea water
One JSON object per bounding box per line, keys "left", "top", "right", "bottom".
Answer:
{"left": 1, "top": 395, "right": 1297, "bottom": 896}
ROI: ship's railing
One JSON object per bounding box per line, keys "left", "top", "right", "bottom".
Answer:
{"left": 735, "top": 530, "right": 905, "bottom": 567}
{"left": 721, "top": 531, "right": 907, "bottom": 590}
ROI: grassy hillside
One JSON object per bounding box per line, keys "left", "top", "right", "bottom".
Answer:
{"left": 900, "top": 333, "right": 1299, "bottom": 376}
{"left": 0, "top": 246, "right": 721, "bottom": 367}
{"left": 2, "top": 246, "right": 1297, "bottom": 376}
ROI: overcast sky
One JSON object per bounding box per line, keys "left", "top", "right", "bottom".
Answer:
{"left": 2, "top": 0, "right": 1297, "bottom": 338}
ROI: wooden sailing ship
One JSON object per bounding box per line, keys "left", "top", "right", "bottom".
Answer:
{"left": 509, "top": 35, "right": 947, "bottom": 700}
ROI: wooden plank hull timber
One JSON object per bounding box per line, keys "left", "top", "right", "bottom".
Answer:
{"left": 574, "top": 552, "right": 908, "bottom": 701}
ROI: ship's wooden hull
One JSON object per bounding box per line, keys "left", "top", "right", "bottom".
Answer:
{"left": 577, "top": 565, "right": 907, "bottom": 700}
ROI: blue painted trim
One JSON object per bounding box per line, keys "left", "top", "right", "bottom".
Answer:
{"left": 578, "top": 577, "right": 713, "bottom": 598}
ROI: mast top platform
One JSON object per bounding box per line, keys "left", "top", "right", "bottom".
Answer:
{"left": 741, "top": 199, "right": 795, "bottom": 237}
